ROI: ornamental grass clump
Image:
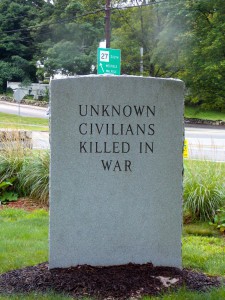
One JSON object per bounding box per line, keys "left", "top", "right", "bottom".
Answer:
{"left": 19, "top": 150, "right": 49, "bottom": 205}
{"left": 183, "top": 160, "right": 225, "bottom": 221}
{"left": 0, "top": 133, "right": 31, "bottom": 194}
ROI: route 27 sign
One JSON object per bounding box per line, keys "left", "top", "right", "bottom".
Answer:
{"left": 97, "top": 48, "right": 121, "bottom": 75}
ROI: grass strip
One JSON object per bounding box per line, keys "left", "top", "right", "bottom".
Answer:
{"left": 0, "top": 112, "right": 49, "bottom": 131}
{"left": 185, "top": 106, "right": 225, "bottom": 121}
{"left": 182, "top": 235, "right": 225, "bottom": 275}
{"left": 144, "top": 287, "right": 225, "bottom": 300}
{"left": 183, "top": 222, "right": 220, "bottom": 237}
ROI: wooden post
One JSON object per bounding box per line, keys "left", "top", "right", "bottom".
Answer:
{"left": 105, "top": 0, "right": 111, "bottom": 48}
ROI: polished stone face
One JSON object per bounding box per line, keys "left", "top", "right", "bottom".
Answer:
{"left": 49, "top": 75, "right": 184, "bottom": 269}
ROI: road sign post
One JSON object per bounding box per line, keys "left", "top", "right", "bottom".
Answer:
{"left": 14, "top": 88, "right": 27, "bottom": 117}
{"left": 97, "top": 48, "right": 121, "bottom": 75}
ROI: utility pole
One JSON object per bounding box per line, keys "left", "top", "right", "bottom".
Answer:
{"left": 105, "top": 0, "right": 111, "bottom": 48}
{"left": 140, "top": 47, "right": 144, "bottom": 76}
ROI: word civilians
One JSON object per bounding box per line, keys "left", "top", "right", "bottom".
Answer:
{"left": 79, "top": 123, "right": 155, "bottom": 136}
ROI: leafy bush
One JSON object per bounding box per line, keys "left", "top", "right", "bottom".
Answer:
{"left": 209, "top": 208, "right": 225, "bottom": 233}
{"left": 0, "top": 177, "right": 18, "bottom": 204}
{"left": 183, "top": 161, "right": 225, "bottom": 221}
{"left": 19, "top": 151, "right": 49, "bottom": 204}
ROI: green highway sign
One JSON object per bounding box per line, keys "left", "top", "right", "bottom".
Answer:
{"left": 97, "top": 48, "right": 121, "bottom": 75}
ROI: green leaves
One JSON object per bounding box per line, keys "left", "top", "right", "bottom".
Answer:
{"left": 210, "top": 208, "right": 225, "bottom": 233}
{"left": 0, "top": 191, "right": 18, "bottom": 204}
{"left": 0, "top": 177, "right": 18, "bottom": 204}
{"left": 0, "top": 180, "right": 13, "bottom": 189}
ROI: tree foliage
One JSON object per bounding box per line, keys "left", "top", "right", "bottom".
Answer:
{"left": 111, "top": 1, "right": 166, "bottom": 76}
{"left": 111, "top": 0, "right": 225, "bottom": 110}
{"left": 0, "top": 0, "right": 224, "bottom": 110}
{"left": 182, "top": 0, "right": 225, "bottom": 110}
{"left": 0, "top": 0, "right": 53, "bottom": 91}
{"left": 41, "top": 0, "right": 104, "bottom": 76}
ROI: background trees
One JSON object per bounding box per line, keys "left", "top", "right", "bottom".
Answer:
{"left": 153, "top": 0, "right": 225, "bottom": 110}
{"left": 111, "top": 0, "right": 168, "bottom": 77}
{"left": 181, "top": 0, "right": 225, "bottom": 111}
{"left": 0, "top": 0, "right": 53, "bottom": 91}
{"left": 42, "top": 0, "right": 104, "bottom": 77}
{"left": 111, "top": 0, "right": 225, "bottom": 111}
{"left": 0, "top": 0, "right": 224, "bottom": 110}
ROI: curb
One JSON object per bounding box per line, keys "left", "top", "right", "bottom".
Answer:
{"left": 0, "top": 100, "right": 47, "bottom": 111}
{"left": 184, "top": 118, "right": 225, "bottom": 128}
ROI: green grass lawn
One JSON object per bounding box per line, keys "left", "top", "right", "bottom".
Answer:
{"left": 0, "top": 112, "right": 49, "bottom": 131}
{"left": 183, "top": 235, "right": 225, "bottom": 275}
{"left": 0, "top": 208, "right": 225, "bottom": 299}
{"left": 0, "top": 293, "right": 74, "bottom": 300}
{"left": 185, "top": 106, "right": 225, "bottom": 121}
{"left": 144, "top": 287, "right": 225, "bottom": 300}
{"left": 0, "top": 209, "right": 48, "bottom": 274}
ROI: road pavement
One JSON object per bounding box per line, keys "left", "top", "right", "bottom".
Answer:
{"left": 0, "top": 101, "right": 48, "bottom": 119}
{"left": 0, "top": 101, "right": 224, "bottom": 161}
{"left": 185, "top": 126, "right": 225, "bottom": 162}
{"left": 32, "top": 131, "right": 50, "bottom": 150}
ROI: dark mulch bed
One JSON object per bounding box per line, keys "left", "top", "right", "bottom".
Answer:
{"left": 0, "top": 262, "right": 222, "bottom": 299}
{"left": 0, "top": 198, "right": 48, "bottom": 211}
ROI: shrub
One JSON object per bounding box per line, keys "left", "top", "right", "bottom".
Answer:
{"left": 183, "top": 161, "right": 225, "bottom": 221}
{"left": 0, "top": 177, "right": 18, "bottom": 204}
{"left": 0, "top": 134, "right": 49, "bottom": 204}
{"left": 19, "top": 150, "right": 49, "bottom": 204}
{"left": 209, "top": 207, "right": 225, "bottom": 233}
{"left": 0, "top": 138, "right": 31, "bottom": 195}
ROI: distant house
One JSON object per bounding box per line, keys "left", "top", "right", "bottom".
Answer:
{"left": 7, "top": 81, "right": 49, "bottom": 100}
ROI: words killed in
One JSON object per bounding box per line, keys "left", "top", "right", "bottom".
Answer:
{"left": 80, "top": 141, "right": 154, "bottom": 154}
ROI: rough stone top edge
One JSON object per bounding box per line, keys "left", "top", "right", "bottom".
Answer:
{"left": 50, "top": 75, "right": 184, "bottom": 85}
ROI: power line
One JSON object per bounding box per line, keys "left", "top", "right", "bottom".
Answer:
{"left": 0, "top": 1, "right": 167, "bottom": 24}
{"left": 0, "top": 1, "right": 167, "bottom": 35}
{"left": 1, "top": 8, "right": 105, "bottom": 34}
{"left": 1, "top": 0, "right": 214, "bottom": 33}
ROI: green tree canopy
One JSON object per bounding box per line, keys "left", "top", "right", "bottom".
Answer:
{"left": 152, "top": 0, "right": 225, "bottom": 110}
{"left": 41, "top": 0, "right": 104, "bottom": 77}
{"left": 0, "top": 0, "right": 53, "bottom": 91}
{"left": 111, "top": 2, "right": 165, "bottom": 76}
